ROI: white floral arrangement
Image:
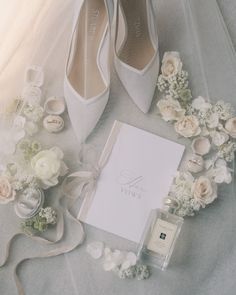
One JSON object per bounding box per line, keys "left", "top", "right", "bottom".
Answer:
{"left": 157, "top": 52, "right": 235, "bottom": 217}
{"left": 0, "top": 66, "right": 68, "bottom": 234}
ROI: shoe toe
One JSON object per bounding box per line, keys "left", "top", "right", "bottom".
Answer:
{"left": 115, "top": 55, "right": 159, "bottom": 113}
{"left": 64, "top": 78, "right": 109, "bottom": 143}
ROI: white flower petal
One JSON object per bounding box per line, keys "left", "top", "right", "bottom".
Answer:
{"left": 103, "top": 261, "right": 116, "bottom": 271}
{"left": 104, "top": 247, "right": 111, "bottom": 257}
{"left": 112, "top": 250, "right": 125, "bottom": 265}
{"left": 86, "top": 242, "right": 104, "bottom": 259}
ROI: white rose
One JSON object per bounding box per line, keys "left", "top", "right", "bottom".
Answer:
{"left": 31, "top": 147, "right": 68, "bottom": 189}
{"left": 161, "top": 52, "right": 182, "bottom": 79}
{"left": 210, "top": 131, "right": 229, "bottom": 146}
{"left": 157, "top": 96, "right": 185, "bottom": 121}
{"left": 192, "top": 96, "right": 211, "bottom": 112}
{"left": 192, "top": 176, "right": 217, "bottom": 207}
{"left": 207, "top": 159, "right": 232, "bottom": 184}
{"left": 0, "top": 176, "right": 15, "bottom": 204}
{"left": 175, "top": 115, "right": 201, "bottom": 138}
{"left": 225, "top": 117, "right": 236, "bottom": 138}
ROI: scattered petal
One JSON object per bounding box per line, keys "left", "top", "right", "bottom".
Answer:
{"left": 86, "top": 241, "right": 104, "bottom": 260}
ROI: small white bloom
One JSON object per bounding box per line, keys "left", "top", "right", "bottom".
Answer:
{"left": 218, "top": 141, "right": 236, "bottom": 162}
{"left": 23, "top": 105, "right": 44, "bottom": 122}
{"left": 206, "top": 113, "right": 219, "bottom": 129}
{"left": 213, "top": 100, "right": 233, "bottom": 120}
{"left": 161, "top": 52, "right": 182, "bottom": 79}
{"left": 175, "top": 115, "right": 201, "bottom": 138}
{"left": 39, "top": 207, "right": 57, "bottom": 224}
{"left": 192, "top": 96, "right": 211, "bottom": 112}
{"left": 225, "top": 117, "right": 236, "bottom": 138}
{"left": 207, "top": 159, "right": 232, "bottom": 184}
{"left": 210, "top": 131, "right": 229, "bottom": 146}
{"left": 157, "top": 96, "right": 185, "bottom": 121}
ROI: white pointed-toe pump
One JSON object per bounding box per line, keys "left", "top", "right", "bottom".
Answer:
{"left": 114, "top": 0, "right": 159, "bottom": 113}
{"left": 64, "top": 0, "right": 111, "bottom": 143}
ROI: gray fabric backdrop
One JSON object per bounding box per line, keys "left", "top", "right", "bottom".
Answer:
{"left": 1, "top": 0, "right": 236, "bottom": 294}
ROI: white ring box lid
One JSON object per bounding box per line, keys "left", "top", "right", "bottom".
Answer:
{"left": 44, "top": 96, "right": 66, "bottom": 115}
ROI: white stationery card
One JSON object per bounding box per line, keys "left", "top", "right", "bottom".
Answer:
{"left": 78, "top": 121, "right": 185, "bottom": 243}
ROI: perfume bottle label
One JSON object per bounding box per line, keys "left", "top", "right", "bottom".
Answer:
{"left": 147, "top": 219, "right": 178, "bottom": 256}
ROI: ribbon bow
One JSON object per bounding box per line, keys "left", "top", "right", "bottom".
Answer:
{"left": 63, "top": 165, "right": 101, "bottom": 200}
{"left": 63, "top": 121, "right": 122, "bottom": 220}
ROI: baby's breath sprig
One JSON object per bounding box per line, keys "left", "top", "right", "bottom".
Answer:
{"left": 22, "top": 207, "right": 57, "bottom": 235}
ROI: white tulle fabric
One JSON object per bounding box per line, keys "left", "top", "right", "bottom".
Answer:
{"left": 1, "top": 0, "right": 236, "bottom": 295}
{"left": 0, "top": 1, "right": 86, "bottom": 294}
{"left": 0, "top": 0, "right": 74, "bottom": 113}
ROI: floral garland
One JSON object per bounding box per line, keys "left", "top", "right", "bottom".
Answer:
{"left": 157, "top": 52, "right": 235, "bottom": 217}
{"left": 0, "top": 66, "right": 67, "bottom": 234}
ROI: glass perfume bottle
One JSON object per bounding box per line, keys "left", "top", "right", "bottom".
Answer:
{"left": 137, "top": 198, "right": 183, "bottom": 270}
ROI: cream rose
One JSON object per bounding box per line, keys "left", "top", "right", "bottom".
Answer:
{"left": 175, "top": 115, "right": 201, "bottom": 138}
{"left": 157, "top": 96, "right": 185, "bottom": 121}
{"left": 225, "top": 117, "right": 236, "bottom": 138}
{"left": 31, "top": 147, "right": 68, "bottom": 189}
{"left": 192, "top": 176, "right": 217, "bottom": 207}
{"left": 161, "top": 52, "right": 182, "bottom": 79}
{"left": 0, "top": 176, "right": 15, "bottom": 204}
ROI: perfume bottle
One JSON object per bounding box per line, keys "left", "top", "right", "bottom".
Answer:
{"left": 137, "top": 198, "right": 183, "bottom": 270}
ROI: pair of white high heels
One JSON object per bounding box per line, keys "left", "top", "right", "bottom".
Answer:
{"left": 64, "top": 0, "right": 159, "bottom": 143}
